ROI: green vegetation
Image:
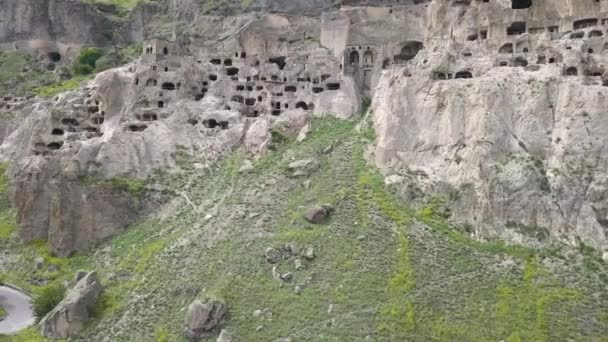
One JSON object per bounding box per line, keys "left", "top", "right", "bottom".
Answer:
{"left": 0, "top": 43, "right": 142, "bottom": 98}
{"left": 72, "top": 48, "right": 104, "bottom": 75}
{"left": 33, "top": 76, "right": 92, "bottom": 97}
{"left": 0, "top": 52, "right": 56, "bottom": 96}
{"left": 0, "top": 164, "right": 16, "bottom": 240}
{"left": 0, "top": 305, "right": 6, "bottom": 319}
{"left": 1, "top": 115, "right": 607, "bottom": 341}
{"left": 32, "top": 283, "right": 66, "bottom": 320}
{"left": 82, "top": 0, "right": 149, "bottom": 11}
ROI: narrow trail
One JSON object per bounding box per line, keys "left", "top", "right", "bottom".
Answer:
{"left": 0, "top": 286, "right": 35, "bottom": 335}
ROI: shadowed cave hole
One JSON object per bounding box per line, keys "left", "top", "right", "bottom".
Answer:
{"left": 47, "top": 52, "right": 61, "bottom": 62}
{"left": 512, "top": 0, "right": 532, "bottom": 9}
{"left": 203, "top": 119, "right": 229, "bottom": 129}
{"left": 47, "top": 142, "right": 63, "bottom": 150}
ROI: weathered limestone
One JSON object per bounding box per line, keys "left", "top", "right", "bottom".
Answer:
{"left": 184, "top": 299, "right": 228, "bottom": 342}
{"left": 39, "top": 271, "right": 102, "bottom": 339}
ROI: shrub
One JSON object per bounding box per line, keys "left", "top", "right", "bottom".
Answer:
{"left": 73, "top": 47, "right": 103, "bottom": 75}
{"left": 32, "top": 283, "right": 65, "bottom": 320}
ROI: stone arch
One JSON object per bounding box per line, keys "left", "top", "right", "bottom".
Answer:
{"left": 499, "top": 43, "right": 514, "bottom": 54}
{"left": 146, "top": 79, "right": 157, "bottom": 86}
{"left": 564, "top": 67, "right": 578, "bottom": 76}
{"left": 512, "top": 0, "right": 532, "bottom": 9}
{"left": 433, "top": 72, "right": 448, "bottom": 80}
{"left": 295, "top": 101, "right": 308, "bottom": 110}
{"left": 455, "top": 70, "right": 473, "bottom": 79}
{"left": 395, "top": 41, "right": 424, "bottom": 63}
{"left": 350, "top": 51, "right": 360, "bottom": 65}
{"left": 161, "top": 82, "right": 176, "bottom": 90}
{"left": 589, "top": 30, "right": 603, "bottom": 38}
{"left": 363, "top": 50, "right": 374, "bottom": 65}
{"left": 383, "top": 58, "right": 391, "bottom": 69}
{"left": 163, "top": 47, "right": 168, "bottom": 55}
{"left": 513, "top": 57, "right": 528, "bottom": 67}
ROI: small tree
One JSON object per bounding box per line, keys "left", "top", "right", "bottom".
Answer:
{"left": 72, "top": 47, "right": 103, "bottom": 75}
{"left": 33, "top": 283, "right": 65, "bottom": 320}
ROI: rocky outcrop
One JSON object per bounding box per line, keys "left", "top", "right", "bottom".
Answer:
{"left": 304, "top": 205, "right": 333, "bottom": 224}
{"left": 39, "top": 271, "right": 102, "bottom": 339}
{"left": 184, "top": 299, "right": 228, "bottom": 342}
{"left": 370, "top": 0, "right": 608, "bottom": 254}
{"left": 0, "top": 0, "right": 116, "bottom": 62}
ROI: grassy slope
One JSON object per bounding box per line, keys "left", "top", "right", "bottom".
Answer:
{"left": 0, "top": 52, "right": 57, "bottom": 97}
{"left": 1, "top": 115, "right": 607, "bottom": 341}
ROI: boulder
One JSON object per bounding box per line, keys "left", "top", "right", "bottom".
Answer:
{"left": 304, "top": 205, "right": 333, "bottom": 224}
{"left": 264, "top": 247, "right": 285, "bottom": 264}
{"left": 216, "top": 329, "right": 235, "bottom": 342}
{"left": 184, "top": 299, "right": 228, "bottom": 342}
{"left": 287, "top": 159, "right": 319, "bottom": 177}
{"left": 39, "top": 271, "right": 103, "bottom": 339}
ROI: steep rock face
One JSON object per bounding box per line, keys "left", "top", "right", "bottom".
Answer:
{"left": 39, "top": 271, "right": 103, "bottom": 339}
{"left": 0, "top": 0, "right": 114, "bottom": 61}
{"left": 372, "top": 0, "right": 608, "bottom": 254}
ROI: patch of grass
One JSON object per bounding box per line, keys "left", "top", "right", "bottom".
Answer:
{"left": 0, "top": 305, "right": 6, "bottom": 319}
{"left": 2, "top": 115, "right": 607, "bottom": 341}
{"left": 33, "top": 75, "right": 91, "bottom": 97}
{"left": 0, "top": 51, "right": 56, "bottom": 96}
{"left": 0, "top": 327, "right": 49, "bottom": 342}
{"left": 32, "top": 283, "right": 66, "bottom": 320}
{"left": 82, "top": 0, "right": 148, "bottom": 11}
{"left": 80, "top": 175, "right": 148, "bottom": 198}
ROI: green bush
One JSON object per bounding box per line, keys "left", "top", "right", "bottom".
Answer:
{"left": 32, "top": 283, "right": 65, "bottom": 320}
{"left": 0, "top": 305, "right": 6, "bottom": 319}
{"left": 73, "top": 47, "right": 103, "bottom": 76}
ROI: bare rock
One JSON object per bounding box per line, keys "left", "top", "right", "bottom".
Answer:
{"left": 184, "top": 299, "right": 228, "bottom": 342}
{"left": 304, "top": 205, "right": 333, "bottom": 224}
{"left": 39, "top": 271, "right": 103, "bottom": 339}
{"left": 287, "top": 159, "right": 320, "bottom": 177}
{"left": 216, "top": 329, "right": 234, "bottom": 342}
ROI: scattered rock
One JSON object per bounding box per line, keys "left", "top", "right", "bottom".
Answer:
{"left": 39, "top": 271, "right": 103, "bottom": 339}
{"left": 287, "top": 159, "right": 319, "bottom": 177}
{"left": 384, "top": 174, "right": 404, "bottom": 186}
{"left": 216, "top": 329, "right": 234, "bottom": 342}
{"left": 303, "top": 205, "right": 333, "bottom": 224}
{"left": 264, "top": 247, "right": 284, "bottom": 264}
{"left": 255, "top": 325, "right": 264, "bottom": 332}
{"left": 357, "top": 235, "right": 367, "bottom": 241}
{"left": 304, "top": 247, "right": 315, "bottom": 260}
{"left": 280, "top": 272, "right": 293, "bottom": 282}
{"left": 294, "top": 258, "right": 304, "bottom": 270}
{"left": 35, "top": 257, "right": 44, "bottom": 269}
{"left": 238, "top": 160, "right": 254, "bottom": 173}
{"left": 253, "top": 309, "right": 263, "bottom": 318}
{"left": 294, "top": 285, "right": 302, "bottom": 294}
{"left": 296, "top": 123, "right": 310, "bottom": 142}
{"left": 302, "top": 180, "right": 311, "bottom": 189}
{"left": 184, "top": 299, "right": 228, "bottom": 342}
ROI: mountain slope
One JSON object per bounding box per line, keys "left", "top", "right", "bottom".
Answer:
{"left": 1, "top": 114, "right": 607, "bottom": 341}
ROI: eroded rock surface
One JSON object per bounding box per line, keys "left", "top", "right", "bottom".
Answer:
{"left": 39, "top": 271, "right": 103, "bottom": 339}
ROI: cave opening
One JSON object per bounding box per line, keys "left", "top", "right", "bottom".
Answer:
{"left": 512, "top": 0, "right": 532, "bottom": 9}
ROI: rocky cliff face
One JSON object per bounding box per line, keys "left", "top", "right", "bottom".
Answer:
{"left": 372, "top": 0, "right": 608, "bottom": 255}
{"left": 0, "top": 0, "right": 115, "bottom": 63}
{"left": 2, "top": 0, "right": 608, "bottom": 257}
